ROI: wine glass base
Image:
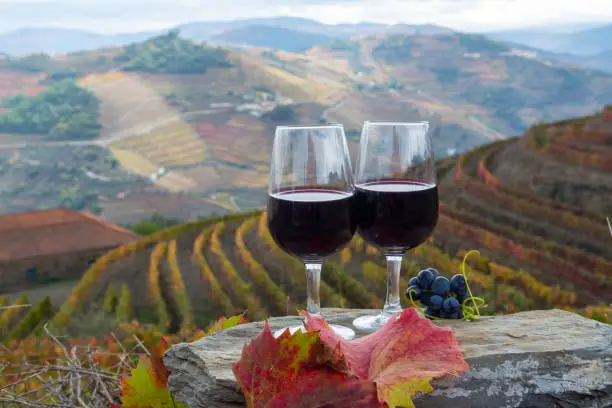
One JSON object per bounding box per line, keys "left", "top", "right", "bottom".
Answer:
{"left": 330, "top": 324, "right": 356, "bottom": 340}
{"left": 273, "top": 324, "right": 356, "bottom": 340}
{"left": 353, "top": 313, "right": 393, "bottom": 333}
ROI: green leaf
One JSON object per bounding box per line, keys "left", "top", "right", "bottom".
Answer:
{"left": 119, "top": 314, "right": 248, "bottom": 408}
{"left": 120, "top": 357, "right": 187, "bottom": 408}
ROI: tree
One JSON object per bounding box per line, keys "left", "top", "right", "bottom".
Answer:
{"left": 0, "top": 80, "right": 101, "bottom": 140}
{"left": 265, "top": 105, "right": 297, "bottom": 122}
{"left": 116, "top": 30, "right": 232, "bottom": 74}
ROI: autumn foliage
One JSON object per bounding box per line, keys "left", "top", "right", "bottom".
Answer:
{"left": 233, "top": 309, "right": 469, "bottom": 408}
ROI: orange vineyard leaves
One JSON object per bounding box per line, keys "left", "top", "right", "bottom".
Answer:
{"left": 116, "top": 338, "right": 188, "bottom": 408}
{"left": 117, "top": 314, "right": 248, "bottom": 408}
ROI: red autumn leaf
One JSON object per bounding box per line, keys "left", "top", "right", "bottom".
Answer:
{"left": 303, "top": 308, "right": 470, "bottom": 408}
{"left": 149, "top": 337, "right": 171, "bottom": 388}
{"left": 232, "top": 321, "right": 384, "bottom": 408}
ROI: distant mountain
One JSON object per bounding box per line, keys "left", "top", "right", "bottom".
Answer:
{"left": 386, "top": 24, "right": 455, "bottom": 36}
{"left": 182, "top": 17, "right": 387, "bottom": 38}
{"left": 361, "top": 32, "right": 612, "bottom": 135}
{"left": 0, "top": 28, "right": 160, "bottom": 56}
{"left": 178, "top": 18, "right": 450, "bottom": 40}
{"left": 210, "top": 25, "right": 334, "bottom": 52}
{"left": 0, "top": 17, "right": 452, "bottom": 56}
{"left": 586, "top": 49, "right": 612, "bottom": 73}
{"left": 488, "top": 23, "right": 612, "bottom": 56}
{"left": 176, "top": 17, "right": 328, "bottom": 41}
{"left": 483, "top": 21, "right": 607, "bottom": 34}
{"left": 484, "top": 31, "right": 612, "bottom": 74}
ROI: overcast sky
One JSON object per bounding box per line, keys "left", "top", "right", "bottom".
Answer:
{"left": 0, "top": 0, "right": 611, "bottom": 34}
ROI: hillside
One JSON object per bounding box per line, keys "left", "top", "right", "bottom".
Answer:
{"left": 1, "top": 107, "right": 610, "bottom": 342}
{"left": 488, "top": 24, "right": 612, "bottom": 56}
{"left": 363, "top": 33, "right": 612, "bottom": 134}
{"left": 0, "top": 30, "right": 611, "bottom": 220}
{"left": 488, "top": 23, "right": 612, "bottom": 73}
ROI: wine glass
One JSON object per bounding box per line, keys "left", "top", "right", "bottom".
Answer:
{"left": 352, "top": 121, "right": 438, "bottom": 333}
{"left": 267, "top": 124, "right": 356, "bottom": 340}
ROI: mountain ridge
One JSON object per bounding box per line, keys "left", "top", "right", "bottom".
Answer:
{"left": 2, "top": 18, "right": 611, "bottom": 75}
{"left": 210, "top": 25, "right": 335, "bottom": 52}
{"left": 0, "top": 18, "right": 457, "bottom": 56}
{"left": 488, "top": 23, "right": 612, "bottom": 56}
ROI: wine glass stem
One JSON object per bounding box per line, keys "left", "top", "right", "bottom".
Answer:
{"left": 383, "top": 255, "right": 403, "bottom": 317}
{"left": 305, "top": 262, "right": 322, "bottom": 317}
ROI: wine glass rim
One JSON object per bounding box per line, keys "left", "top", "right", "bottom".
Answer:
{"left": 276, "top": 124, "right": 344, "bottom": 130}
{"left": 364, "top": 121, "right": 429, "bottom": 126}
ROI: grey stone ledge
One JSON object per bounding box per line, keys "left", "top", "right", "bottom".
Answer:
{"left": 165, "top": 309, "right": 612, "bottom": 408}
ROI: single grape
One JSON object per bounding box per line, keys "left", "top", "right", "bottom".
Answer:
{"left": 427, "top": 268, "right": 439, "bottom": 280}
{"left": 424, "top": 307, "right": 439, "bottom": 318}
{"left": 432, "top": 276, "right": 451, "bottom": 297}
{"left": 406, "top": 285, "right": 421, "bottom": 301}
{"left": 450, "top": 274, "right": 467, "bottom": 294}
{"left": 443, "top": 297, "right": 461, "bottom": 314}
{"left": 420, "top": 291, "right": 432, "bottom": 305}
{"left": 439, "top": 311, "right": 452, "bottom": 319}
{"left": 409, "top": 276, "right": 418, "bottom": 287}
{"left": 429, "top": 295, "right": 444, "bottom": 311}
{"left": 416, "top": 269, "right": 436, "bottom": 289}
{"left": 455, "top": 286, "right": 468, "bottom": 297}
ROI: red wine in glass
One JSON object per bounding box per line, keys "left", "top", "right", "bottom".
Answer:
{"left": 354, "top": 180, "right": 438, "bottom": 253}
{"left": 352, "top": 121, "right": 438, "bottom": 333}
{"left": 267, "top": 124, "right": 356, "bottom": 340}
{"left": 267, "top": 188, "right": 356, "bottom": 261}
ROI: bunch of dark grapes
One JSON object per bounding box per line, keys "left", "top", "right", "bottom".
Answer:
{"left": 405, "top": 268, "right": 468, "bottom": 319}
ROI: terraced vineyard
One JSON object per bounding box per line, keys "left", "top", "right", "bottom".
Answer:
{"left": 83, "top": 72, "right": 210, "bottom": 178}
{"left": 110, "top": 121, "right": 208, "bottom": 169}
{"left": 0, "top": 69, "right": 46, "bottom": 100}
{"left": 2, "top": 109, "right": 611, "bottom": 341}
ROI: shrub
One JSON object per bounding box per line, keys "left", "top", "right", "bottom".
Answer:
{"left": 264, "top": 105, "right": 297, "bottom": 122}
{"left": 0, "top": 80, "right": 101, "bottom": 140}
{"left": 0, "top": 293, "right": 29, "bottom": 337}
{"left": 6, "top": 296, "right": 53, "bottom": 340}
{"left": 102, "top": 285, "right": 119, "bottom": 315}
{"left": 116, "top": 30, "right": 231, "bottom": 74}
{"left": 116, "top": 284, "right": 133, "bottom": 323}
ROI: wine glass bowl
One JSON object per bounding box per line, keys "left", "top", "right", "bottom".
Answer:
{"left": 267, "top": 124, "right": 357, "bottom": 340}
{"left": 352, "top": 121, "right": 438, "bottom": 333}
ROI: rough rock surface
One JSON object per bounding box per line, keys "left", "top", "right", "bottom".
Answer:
{"left": 165, "top": 309, "right": 612, "bottom": 408}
